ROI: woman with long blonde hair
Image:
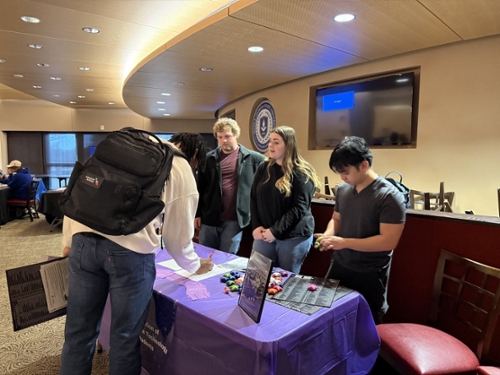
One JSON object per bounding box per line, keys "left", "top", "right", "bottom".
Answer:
{"left": 250, "top": 126, "right": 320, "bottom": 273}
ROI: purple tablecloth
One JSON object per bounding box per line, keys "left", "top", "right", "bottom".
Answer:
{"left": 99, "top": 244, "right": 380, "bottom": 375}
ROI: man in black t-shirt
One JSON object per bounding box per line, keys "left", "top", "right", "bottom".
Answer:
{"left": 314, "top": 137, "right": 406, "bottom": 324}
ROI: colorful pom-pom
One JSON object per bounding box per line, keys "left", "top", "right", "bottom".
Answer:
{"left": 308, "top": 284, "right": 318, "bottom": 291}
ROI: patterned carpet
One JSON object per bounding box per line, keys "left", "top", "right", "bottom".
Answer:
{"left": 0, "top": 215, "right": 109, "bottom": 374}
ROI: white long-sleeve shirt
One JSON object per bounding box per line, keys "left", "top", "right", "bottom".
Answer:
{"left": 62, "top": 152, "right": 201, "bottom": 273}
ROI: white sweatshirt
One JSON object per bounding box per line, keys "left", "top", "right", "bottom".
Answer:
{"left": 62, "top": 152, "right": 201, "bottom": 273}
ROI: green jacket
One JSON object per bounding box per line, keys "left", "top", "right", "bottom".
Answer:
{"left": 196, "top": 144, "right": 265, "bottom": 228}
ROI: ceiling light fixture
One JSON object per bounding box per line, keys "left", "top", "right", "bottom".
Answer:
{"left": 108, "top": 102, "right": 115, "bottom": 105}
{"left": 199, "top": 67, "right": 213, "bottom": 72}
{"left": 50, "top": 76, "right": 61, "bottom": 80}
{"left": 28, "top": 44, "right": 43, "bottom": 49}
{"left": 52, "top": 94, "right": 60, "bottom": 97}
{"left": 36, "top": 63, "right": 50, "bottom": 67}
{"left": 13, "top": 74, "right": 24, "bottom": 78}
{"left": 333, "top": 14, "right": 355, "bottom": 22}
{"left": 156, "top": 101, "right": 165, "bottom": 104}
{"left": 86, "top": 88, "right": 94, "bottom": 92}
{"left": 82, "top": 27, "right": 100, "bottom": 34}
{"left": 248, "top": 46, "right": 264, "bottom": 52}
{"left": 78, "top": 95, "right": 86, "bottom": 98}
{"left": 69, "top": 101, "right": 76, "bottom": 104}
{"left": 172, "top": 82, "right": 184, "bottom": 86}
{"left": 20, "top": 16, "right": 40, "bottom": 23}
{"left": 33, "top": 85, "right": 42, "bottom": 89}
{"left": 78, "top": 66, "right": 90, "bottom": 71}
{"left": 163, "top": 113, "right": 170, "bottom": 116}
{"left": 158, "top": 108, "right": 165, "bottom": 111}
{"left": 161, "top": 93, "right": 171, "bottom": 96}
{"left": 0, "top": 59, "right": 5, "bottom": 63}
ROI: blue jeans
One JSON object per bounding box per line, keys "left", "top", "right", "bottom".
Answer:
{"left": 252, "top": 235, "right": 313, "bottom": 274}
{"left": 199, "top": 220, "right": 243, "bottom": 254}
{"left": 60, "top": 233, "right": 156, "bottom": 375}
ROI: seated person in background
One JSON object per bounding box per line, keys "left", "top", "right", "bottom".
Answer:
{"left": 250, "top": 126, "right": 321, "bottom": 274}
{"left": 169, "top": 132, "right": 209, "bottom": 175}
{"left": 0, "top": 160, "right": 32, "bottom": 199}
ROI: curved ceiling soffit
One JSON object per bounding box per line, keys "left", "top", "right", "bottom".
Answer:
{"left": 123, "top": 0, "right": 257, "bottom": 120}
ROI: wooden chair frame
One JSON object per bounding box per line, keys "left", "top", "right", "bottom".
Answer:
{"left": 429, "top": 250, "right": 500, "bottom": 360}
{"left": 409, "top": 182, "right": 455, "bottom": 212}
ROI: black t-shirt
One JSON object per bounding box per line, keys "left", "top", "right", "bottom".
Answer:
{"left": 333, "top": 176, "right": 406, "bottom": 272}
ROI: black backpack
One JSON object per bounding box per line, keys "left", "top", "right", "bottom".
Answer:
{"left": 385, "top": 170, "right": 410, "bottom": 209}
{"left": 59, "top": 128, "right": 175, "bottom": 235}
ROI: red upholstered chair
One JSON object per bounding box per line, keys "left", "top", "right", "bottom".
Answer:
{"left": 7, "top": 179, "right": 40, "bottom": 221}
{"left": 377, "top": 250, "right": 500, "bottom": 375}
{"left": 477, "top": 367, "right": 500, "bottom": 375}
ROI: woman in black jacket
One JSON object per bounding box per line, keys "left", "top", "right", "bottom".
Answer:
{"left": 250, "top": 126, "right": 320, "bottom": 273}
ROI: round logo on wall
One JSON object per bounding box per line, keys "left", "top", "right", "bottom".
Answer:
{"left": 251, "top": 100, "right": 276, "bottom": 152}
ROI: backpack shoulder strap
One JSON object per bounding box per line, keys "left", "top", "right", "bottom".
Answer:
{"left": 385, "top": 170, "right": 403, "bottom": 183}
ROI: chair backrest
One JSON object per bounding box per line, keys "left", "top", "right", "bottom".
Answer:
{"left": 28, "top": 179, "right": 39, "bottom": 203}
{"left": 429, "top": 249, "right": 500, "bottom": 360}
{"left": 409, "top": 182, "right": 454, "bottom": 212}
{"left": 497, "top": 188, "right": 500, "bottom": 217}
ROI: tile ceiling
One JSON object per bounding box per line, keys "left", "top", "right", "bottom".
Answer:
{"left": 0, "top": 0, "right": 499, "bottom": 121}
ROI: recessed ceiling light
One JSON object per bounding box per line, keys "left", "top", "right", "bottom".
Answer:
{"left": 248, "top": 46, "right": 264, "bottom": 52}
{"left": 156, "top": 101, "right": 165, "bottom": 104}
{"left": 20, "top": 16, "right": 40, "bottom": 23}
{"left": 36, "top": 63, "right": 50, "bottom": 67}
{"left": 33, "top": 85, "right": 42, "bottom": 89}
{"left": 158, "top": 108, "right": 165, "bottom": 111}
{"left": 78, "top": 95, "right": 86, "bottom": 98}
{"left": 0, "top": 59, "right": 5, "bottom": 63}
{"left": 50, "top": 76, "right": 61, "bottom": 80}
{"left": 334, "top": 14, "right": 355, "bottom": 22}
{"left": 13, "top": 74, "right": 24, "bottom": 78}
{"left": 69, "top": 101, "right": 76, "bottom": 104}
{"left": 78, "top": 66, "right": 90, "bottom": 71}
{"left": 86, "top": 88, "right": 94, "bottom": 92}
{"left": 163, "top": 113, "right": 171, "bottom": 116}
{"left": 108, "top": 102, "right": 115, "bottom": 105}
{"left": 172, "top": 82, "right": 184, "bottom": 86}
{"left": 199, "top": 67, "right": 213, "bottom": 72}
{"left": 52, "top": 94, "right": 60, "bottom": 97}
{"left": 161, "top": 93, "right": 171, "bottom": 96}
{"left": 82, "top": 27, "right": 100, "bottom": 34}
{"left": 28, "top": 44, "right": 43, "bottom": 49}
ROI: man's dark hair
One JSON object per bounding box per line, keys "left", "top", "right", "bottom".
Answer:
{"left": 329, "top": 136, "right": 373, "bottom": 173}
{"left": 169, "top": 132, "right": 208, "bottom": 173}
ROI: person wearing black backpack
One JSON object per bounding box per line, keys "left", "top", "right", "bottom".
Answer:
{"left": 59, "top": 137, "right": 213, "bottom": 375}
{"left": 314, "top": 136, "right": 406, "bottom": 324}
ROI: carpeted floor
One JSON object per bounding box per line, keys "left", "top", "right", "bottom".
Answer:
{"left": 0, "top": 215, "right": 109, "bottom": 374}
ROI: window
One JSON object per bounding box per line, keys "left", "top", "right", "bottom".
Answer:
{"left": 43, "top": 134, "right": 77, "bottom": 189}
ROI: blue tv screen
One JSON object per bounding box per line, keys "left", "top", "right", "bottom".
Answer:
{"left": 313, "top": 71, "right": 417, "bottom": 148}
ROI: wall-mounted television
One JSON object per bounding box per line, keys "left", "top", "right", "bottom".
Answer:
{"left": 310, "top": 68, "right": 419, "bottom": 149}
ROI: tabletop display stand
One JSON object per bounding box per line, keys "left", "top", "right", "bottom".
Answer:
{"left": 237, "top": 250, "right": 273, "bottom": 323}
